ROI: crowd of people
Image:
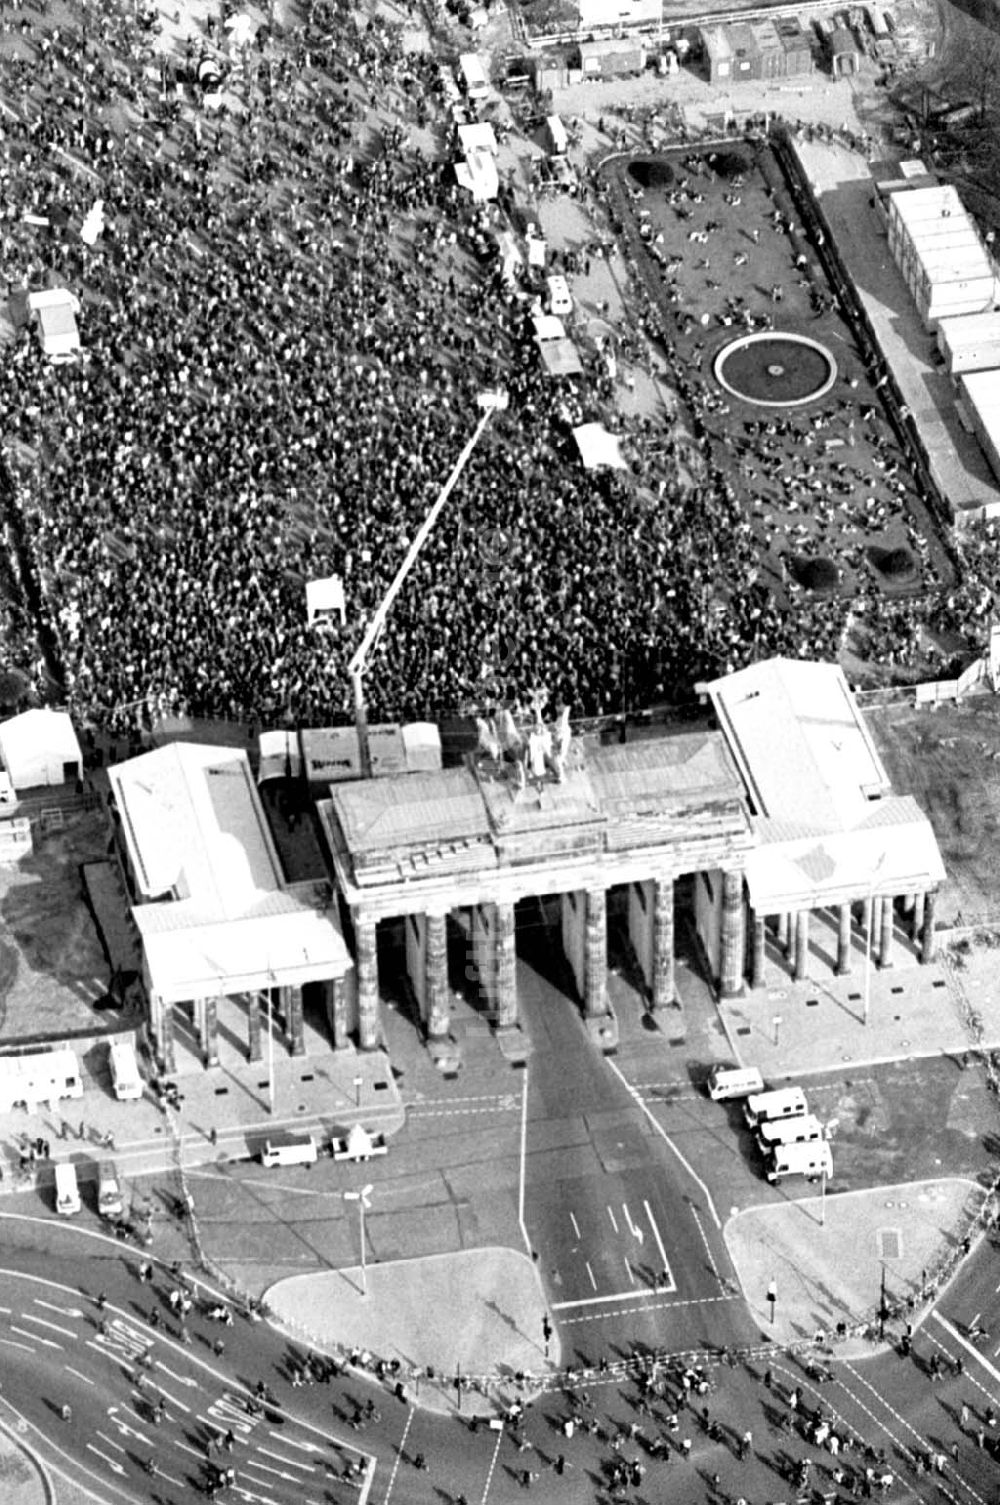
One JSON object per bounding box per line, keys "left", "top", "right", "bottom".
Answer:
{"left": 0, "top": 0, "right": 994, "bottom": 739}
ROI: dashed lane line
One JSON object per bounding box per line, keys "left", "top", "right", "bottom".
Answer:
{"left": 480, "top": 1423, "right": 504, "bottom": 1505}
{"left": 932, "top": 1311, "right": 1000, "bottom": 1387}
{"left": 559, "top": 1294, "right": 739, "bottom": 1326}
{"left": 690, "top": 1204, "right": 725, "bottom": 1289}
{"left": 841, "top": 1359, "right": 988, "bottom": 1505}
{"left": 402, "top": 1105, "right": 519, "bottom": 1119}
{"left": 380, "top": 1406, "right": 413, "bottom": 1505}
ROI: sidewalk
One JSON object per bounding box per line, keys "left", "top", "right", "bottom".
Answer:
{"left": 0, "top": 1041, "right": 405, "bottom": 1205}
{"left": 0, "top": 1420, "right": 49, "bottom": 1505}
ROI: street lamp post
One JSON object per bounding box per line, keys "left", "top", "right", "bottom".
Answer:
{"left": 265, "top": 986, "right": 275, "bottom": 1113}
{"left": 344, "top": 1184, "right": 373, "bottom": 1297}
{"left": 347, "top": 390, "right": 508, "bottom": 779}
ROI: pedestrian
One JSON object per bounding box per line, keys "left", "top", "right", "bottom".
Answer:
{"left": 680, "top": 1437, "right": 692, "bottom": 1458}
{"left": 961, "top": 1402, "right": 970, "bottom": 1427}
{"left": 210, "top": 1127, "right": 218, "bottom": 1146}
{"left": 554, "top": 1454, "right": 566, "bottom": 1475}
{"left": 977, "top": 1428, "right": 986, "bottom": 1449}
{"left": 224, "top": 1429, "right": 235, "bottom": 1453}
{"left": 763, "top": 1367, "right": 772, "bottom": 1389}
{"left": 213, "top": 1338, "right": 225, "bottom": 1357}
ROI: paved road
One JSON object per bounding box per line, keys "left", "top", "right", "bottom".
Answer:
{"left": 516, "top": 896, "right": 760, "bottom": 1361}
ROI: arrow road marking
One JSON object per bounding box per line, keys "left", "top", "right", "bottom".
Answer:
{"left": 156, "top": 1363, "right": 197, "bottom": 1388}
{"left": 622, "top": 1204, "right": 644, "bottom": 1244}
{"left": 86, "top": 1445, "right": 126, "bottom": 1477}
{"left": 276, "top": 1436, "right": 325, "bottom": 1454}
{"left": 246, "top": 1460, "right": 302, "bottom": 1481}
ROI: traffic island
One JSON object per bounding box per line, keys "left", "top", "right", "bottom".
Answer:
{"left": 725, "top": 1176, "right": 986, "bottom": 1356}
{"left": 266, "top": 1246, "right": 556, "bottom": 1416}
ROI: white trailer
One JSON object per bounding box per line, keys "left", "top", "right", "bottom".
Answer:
{"left": 0, "top": 1049, "right": 84, "bottom": 1112}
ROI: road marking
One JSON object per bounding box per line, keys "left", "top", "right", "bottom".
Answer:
{"left": 156, "top": 1386, "right": 191, "bottom": 1415}
{"left": 85, "top": 1444, "right": 126, "bottom": 1477}
{"left": 585, "top": 1262, "right": 597, "bottom": 1292}
{"left": 380, "top": 1406, "right": 412, "bottom": 1504}
{"left": 34, "top": 1300, "right": 83, "bottom": 1318}
{"left": 21, "top": 1313, "right": 77, "bottom": 1339}
{"left": 0, "top": 1306, "right": 10, "bottom": 1314}
{"left": 608, "top": 1059, "right": 722, "bottom": 1228}
{"left": 624, "top": 1258, "right": 636, "bottom": 1286}
{"left": 256, "top": 1445, "right": 313, "bottom": 1472}
{"left": 554, "top": 1287, "right": 674, "bottom": 1311}
{"left": 559, "top": 1293, "right": 739, "bottom": 1325}
{"left": 11, "top": 1325, "right": 60, "bottom": 1349}
{"left": 95, "top": 1432, "right": 127, "bottom": 1456}
{"left": 643, "top": 1200, "right": 675, "bottom": 1290}
{"left": 246, "top": 1459, "right": 301, "bottom": 1481}
{"left": 480, "top": 1423, "right": 504, "bottom": 1503}
{"left": 569, "top": 1212, "right": 581, "bottom": 1239}
{"left": 65, "top": 1366, "right": 95, "bottom": 1386}
{"left": 607, "top": 1206, "right": 619, "bottom": 1234}
{"left": 932, "top": 1311, "right": 1000, "bottom": 1382}
{"left": 690, "top": 1205, "right": 724, "bottom": 1287}
{"left": 276, "top": 1436, "right": 325, "bottom": 1454}
{"left": 0, "top": 1338, "right": 34, "bottom": 1353}
{"left": 157, "top": 1362, "right": 197, "bottom": 1388}
{"left": 622, "top": 1204, "right": 644, "bottom": 1244}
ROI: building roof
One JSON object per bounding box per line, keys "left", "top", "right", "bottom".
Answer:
{"left": 960, "top": 369, "right": 1000, "bottom": 465}
{"left": 698, "top": 658, "right": 891, "bottom": 829}
{"left": 700, "top": 25, "right": 732, "bottom": 59}
{"left": 745, "top": 796, "right": 946, "bottom": 910}
{"left": 323, "top": 728, "right": 750, "bottom": 895}
{"left": 108, "top": 743, "right": 349, "bottom": 1002}
{"left": 938, "top": 311, "right": 1000, "bottom": 352}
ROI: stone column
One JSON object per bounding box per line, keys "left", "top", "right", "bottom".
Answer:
{"left": 879, "top": 895, "right": 894, "bottom": 970}
{"left": 870, "top": 896, "right": 883, "bottom": 953}
{"left": 912, "top": 891, "right": 926, "bottom": 941}
{"left": 287, "top": 984, "right": 305, "bottom": 1056}
{"left": 329, "top": 976, "right": 349, "bottom": 1050}
{"left": 356, "top": 912, "right": 380, "bottom": 1050}
{"left": 719, "top": 869, "right": 745, "bottom": 998}
{"left": 426, "top": 912, "right": 450, "bottom": 1039}
{"left": 204, "top": 995, "right": 219, "bottom": 1068}
{"left": 835, "top": 902, "right": 852, "bottom": 976}
{"left": 777, "top": 911, "right": 790, "bottom": 953}
{"left": 247, "top": 990, "right": 262, "bottom": 1062}
{"left": 793, "top": 910, "right": 809, "bottom": 982}
{"left": 160, "top": 1001, "right": 176, "bottom": 1075}
{"left": 584, "top": 887, "right": 608, "bottom": 1018}
{"left": 495, "top": 900, "right": 517, "bottom": 1027}
{"left": 652, "top": 877, "right": 675, "bottom": 1009}
{"left": 750, "top": 911, "right": 766, "bottom": 990}
{"left": 920, "top": 889, "right": 937, "bottom": 964}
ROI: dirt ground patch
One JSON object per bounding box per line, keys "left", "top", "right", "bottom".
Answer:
{"left": 0, "top": 809, "right": 113, "bottom": 1044}
{"left": 865, "top": 696, "right": 1000, "bottom": 925}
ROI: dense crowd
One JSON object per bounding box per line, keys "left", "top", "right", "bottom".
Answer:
{"left": 0, "top": 0, "right": 995, "bottom": 735}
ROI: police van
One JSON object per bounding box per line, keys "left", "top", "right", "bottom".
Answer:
{"left": 260, "top": 1132, "right": 318, "bottom": 1168}
{"left": 458, "top": 53, "right": 489, "bottom": 104}
{"left": 108, "top": 1040, "right": 143, "bottom": 1101}
{"left": 764, "top": 1140, "right": 833, "bottom": 1184}
{"left": 743, "top": 1086, "right": 808, "bottom": 1132}
{"left": 756, "top": 1113, "right": 824, "bottom": 1154}
{"left": 707, "top": 1065, "right": 765, "bottom": 1102}
{"left": 55, "top": 1161, "right": 81, "bottom": 1217}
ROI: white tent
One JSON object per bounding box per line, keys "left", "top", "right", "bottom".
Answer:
{"left": 26, "top": 289, "right": 81, "bottom": 362}
{"left": 0, "top": 709, "right": 82, "bottom": 790}
{"left": 258, "top": 729, "right": 303, "bottom": 784}
{"left": 305, "top": 575, "right": 346, "bottom": 627}
{"left": 457, "top": 122, "right": 498, "bottom": 157}
{"left": 455, "top": 148, "right": 498, "bottom": 203}
{"left": 573, "top": 423, "right": 628, "bottom": 470}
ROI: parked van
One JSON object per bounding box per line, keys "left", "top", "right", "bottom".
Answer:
{"left": 0, "top": 1049, "right": 83, "bottom": 1113}
{"left": 765, "top": 1140, "right": 833, "bottom": 1184}
{"left": 743, "top": 1086, "right": 808, "bottom": 1131}
{"left": 55, "top": 1161, "right": 81, "bottom": 1217}
{"left": 97, "top": 1160, "right": 124, "bottom": 1220}
{"left": 458, "top": 53, "right": 489, "bottom": 104}
{"left": 545, "top": 113, "right": 568, "bottom": 156}
{"left": 546, "top": 274, "right": 572, "bottom": 317}
{"left": 260, "top": 1132, "right": 318, "bottom": 1168}
{"left": 707, "top": 1065, "right": 765, "bottom": 1102}
{"left": 756, "top": 1113, "right": 824, "bottom": 1153}
{"left": 108, "top": 1040, "right": 142, "bottom": 1101}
